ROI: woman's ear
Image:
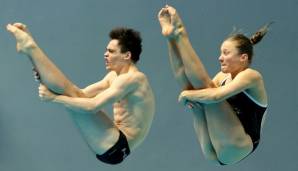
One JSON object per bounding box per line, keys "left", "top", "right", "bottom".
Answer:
{"left": 240, "top": 53, "right": 249, "bottom": 63}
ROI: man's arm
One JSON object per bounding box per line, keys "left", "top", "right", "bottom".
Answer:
{"left": 179, "top": 69, "right": 262, "bottom": 104}
{"left": 39, "top": 73, "right": 140, "bottom": 113}
{"left": 81, "top": 71, "right": 116, "bottom": 98}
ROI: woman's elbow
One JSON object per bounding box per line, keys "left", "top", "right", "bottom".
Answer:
{"left": 211, "top": 93, "right": 224, "bottom": 103}
{"left": 84, "top": 102, "right": 98, "bottom": 113}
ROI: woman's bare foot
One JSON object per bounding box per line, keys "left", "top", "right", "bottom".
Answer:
{"left": 158, "top": 5, "right": 185, "bottom": 39}
{"left": 158, "top": 7, "right": 175, "bottom": 37}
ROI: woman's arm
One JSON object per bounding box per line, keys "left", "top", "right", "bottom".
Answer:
{"left": 179, "top": 69, "right": 262, "bottom": 104}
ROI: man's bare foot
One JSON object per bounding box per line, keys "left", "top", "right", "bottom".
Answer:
{"left": 6, "top": 23, "right": 37, "bottom": 54}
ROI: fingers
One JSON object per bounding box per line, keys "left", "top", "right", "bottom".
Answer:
{"left": 179, "top": 91, "right": 194, "bottom": 108}
{"left": 32, "top": 67, "right": 41, "bottom": 82}
{"left": 38, "top": 84, "right": 48, "bottom": 100}
{"left": 38, "top": 84, "right": 46, "bottom": 94}
{"left": 38, "top": 84, "right": 45, "bottom": 99}
{"left": 39, "top": 84, "right": 46, "bottom": 91}
{"left": 178, "top": 92, "right": 187, "bottom": 105}
{"left": 186, "top": 100, "right": 194, "bottom": 109}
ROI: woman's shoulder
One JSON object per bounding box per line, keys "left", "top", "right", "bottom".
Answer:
{"left": 239, "top": 68, "right": 263, "bottom": 81}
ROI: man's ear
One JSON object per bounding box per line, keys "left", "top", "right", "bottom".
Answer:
{"left": 124, "top": 51, "right": 132, "bottom": 60}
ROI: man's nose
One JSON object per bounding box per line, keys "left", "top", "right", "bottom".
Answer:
{"left": 104, "top": 51, "right": 108, "bottom": 57}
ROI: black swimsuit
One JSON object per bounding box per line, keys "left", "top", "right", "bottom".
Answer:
{"left": 221, "top": 79, "right": 267, "bottom": 151}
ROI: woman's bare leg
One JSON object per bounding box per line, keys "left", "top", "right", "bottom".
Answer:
{"left": 159, "top": 6, "right": 214, "bottom": 88}
{"left": 165, "top": 38, "right": 218, "bottom": 162}
{"left": 204, "top": 103, "right": 253, "bottom": 164}
{"left": 159, "top": 6, "right": 253, "bottom": 164}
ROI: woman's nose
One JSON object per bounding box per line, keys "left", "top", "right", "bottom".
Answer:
{"left": 218, "top": 55, "right": 223, "bottom": 62}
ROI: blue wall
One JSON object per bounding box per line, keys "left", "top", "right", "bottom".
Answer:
{"left": 0, "top": 0, "right": 297, "bottom": 170}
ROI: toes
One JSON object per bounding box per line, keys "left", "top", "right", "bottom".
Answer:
{"left": 6, "top": 24, "right": 16, "bottom": 33}
{"left": 13, "top": 23, "right": 27, "bottom": 29}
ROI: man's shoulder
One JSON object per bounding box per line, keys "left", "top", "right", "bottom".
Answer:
{"left": 105, "top": 71, "right": 117, "bottom": 79}
{"left": 111, "top": 71, "right": 147, "bottom": 89}
{"left": 122, "top": 71, "right": 147, "bottom": 82}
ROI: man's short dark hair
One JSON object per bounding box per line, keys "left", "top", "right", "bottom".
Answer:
{"left": 109, "top": 27, "right": 142, "bottom": 63}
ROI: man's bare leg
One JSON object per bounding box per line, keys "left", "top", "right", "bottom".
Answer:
{"left": 69, "top": 109, "right": 120, "bottom": 155}
{"left": 7, "top": 23, "right": 121, "bottom": 157}
{"left": 7, "top": 23, "right": 83, "bottom": 97}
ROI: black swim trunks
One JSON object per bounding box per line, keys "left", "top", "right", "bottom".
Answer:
{"left": 96, "top": 130, "right": 130, "bottom": 165}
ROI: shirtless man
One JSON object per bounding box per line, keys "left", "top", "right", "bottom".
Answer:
{"left": 7, "top": 23, "right": 155, "bottom": 165}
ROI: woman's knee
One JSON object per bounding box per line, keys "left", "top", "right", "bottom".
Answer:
{"left": 216, "top": 137, "right": 253, "bottom": 165}
{"left": 201, "top": 144, "right": 218, "bottom": 162}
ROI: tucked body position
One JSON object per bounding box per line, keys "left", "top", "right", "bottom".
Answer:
{"left": 7, "top": 23, "right": 155, "bottom": 165}
{"left": 158, "top": 5, "right": 270, "bottom": 165}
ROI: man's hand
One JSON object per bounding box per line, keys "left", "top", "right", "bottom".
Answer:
{"left": 39, "top": 84, "right": 57, "bottom": 101}
{"left": 32, "top": 67, "right": 41, "bottom": 82}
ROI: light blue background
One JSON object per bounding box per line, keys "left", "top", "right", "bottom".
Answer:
{"left": 0, "top": 0, "right": 297, "bottom": 171}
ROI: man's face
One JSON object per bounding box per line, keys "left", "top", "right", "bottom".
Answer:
{"left": 104, "top": 39, "right": 127, "bottom": 71}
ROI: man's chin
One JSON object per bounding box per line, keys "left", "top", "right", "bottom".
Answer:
{"left": 220, "top": 68, "right": 228, "bottom": 73}
{"left": 105, "top": 66, "right": 111, "bottom": 70}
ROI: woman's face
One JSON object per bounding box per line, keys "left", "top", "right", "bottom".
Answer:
{"left": 218, "top": 40, "right": 247, "bottom": 74}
